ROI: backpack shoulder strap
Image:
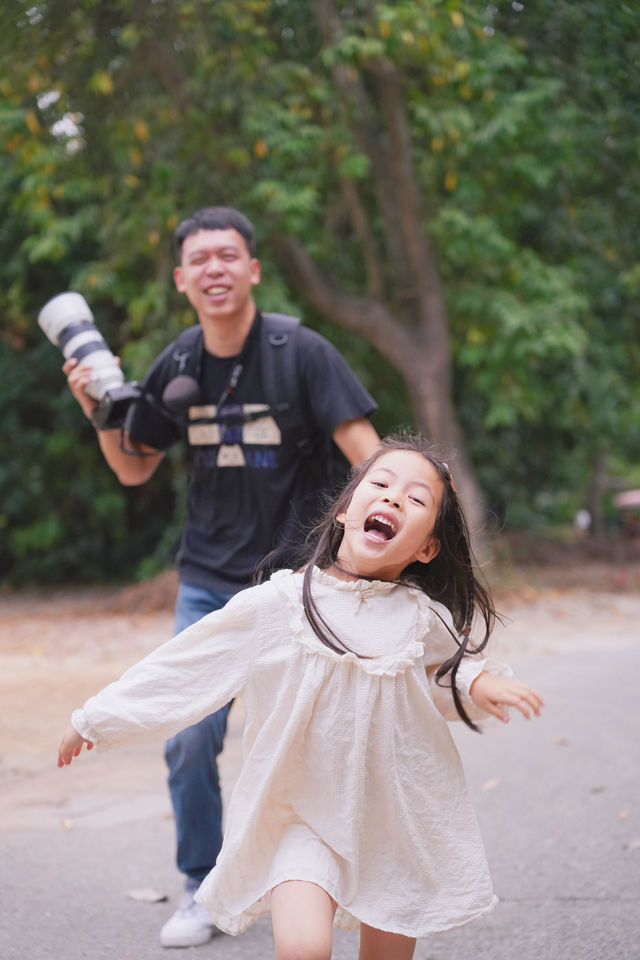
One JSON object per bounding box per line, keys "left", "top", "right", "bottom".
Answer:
{"left": 172, "top": 317, "right": 300, "bottom": 396}
{"left": 260, "top": 312, "right": 321, "bottom": 466}
{"left": 169, "top": 324, "right": 203, "bottom": 376}
{"left": 260, "top": 312, "right": 304, "bottom": 432}
{"left": 260, "top": 312, "right": 349, "bottom": 493}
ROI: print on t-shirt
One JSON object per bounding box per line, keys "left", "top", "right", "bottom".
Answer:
{"left": 187, "top": 402, "right": 282, "bottom": 468}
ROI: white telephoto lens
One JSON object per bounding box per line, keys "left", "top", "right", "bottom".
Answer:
{"left": 83, "top": 351, "right": 125, "bottom": 400}
{"left": 38, "top": 292, "right": 124, "bottom": 401}
{"left": 38, "top": 292, "right": 94, "bottom": 344}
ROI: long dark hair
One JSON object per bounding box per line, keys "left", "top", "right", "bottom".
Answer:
{"left": 297, "top": 434, "right": 498, "bottom": 731}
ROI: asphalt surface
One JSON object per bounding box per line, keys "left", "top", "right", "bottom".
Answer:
{"left": 1, "top": 620, "right": 639, "bottom": 959}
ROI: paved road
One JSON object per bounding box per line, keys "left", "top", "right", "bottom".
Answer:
{"left": 1, "top": 625, "right": 638, "bottom": 959}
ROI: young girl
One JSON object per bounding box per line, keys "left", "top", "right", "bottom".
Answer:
{"left": 58, "top": 435, "right": 543, "bottom": 960}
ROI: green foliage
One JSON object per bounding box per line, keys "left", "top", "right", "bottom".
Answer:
{"left": 0, "top": 339, "right": 177, "bottom": 584}
{"left": 1, "top": 0, "right": 638, "bottom": 584}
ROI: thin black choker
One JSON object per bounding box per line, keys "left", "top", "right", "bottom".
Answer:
{"left": 327, "top": 560, "right": 392, "bottom": 584}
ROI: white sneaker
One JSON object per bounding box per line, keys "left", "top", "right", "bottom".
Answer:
{"left": 160, "top": 891, "right": 215, "bottom": 948}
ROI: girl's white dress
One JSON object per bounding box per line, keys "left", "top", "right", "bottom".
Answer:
{"left": 72, "top": 568, "right": 506, "bottom": 937}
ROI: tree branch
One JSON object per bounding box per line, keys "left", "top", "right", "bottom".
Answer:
{"left": 139, "top": 37, "right": 189, "bottom": 110}
{"left": 312, "top": 0, "right": 413, "bottom": 295}
{"left": 369, "top": 57, "right": 452, "bottom": 374}
{"left": 338, "top": 173, "right": 384, "bottom": 299}
{"left": 272, "top": 233, "right": 415, "bottom": 371}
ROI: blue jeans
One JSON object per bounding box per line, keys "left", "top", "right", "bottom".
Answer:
{"left": 165, "top": 581, "right": 235, "bottom": 887}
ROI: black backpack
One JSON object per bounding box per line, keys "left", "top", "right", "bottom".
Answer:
{"left": 167, "top": 313, "right": 349, "bottom": 492}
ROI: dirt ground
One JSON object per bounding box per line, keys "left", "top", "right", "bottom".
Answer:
{"left": 2, "top": 543, "right": 638, "bottom": 960}
{"left": 1, "top": 543, "right": 639, "bottom": 832}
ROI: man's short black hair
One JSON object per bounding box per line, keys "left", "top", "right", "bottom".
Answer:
{"left": 174, "top": 207, "right": 256, "bottom": 260}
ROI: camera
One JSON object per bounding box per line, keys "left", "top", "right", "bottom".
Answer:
{"left": 38, "top": 292, "right": 141, "bottom": 430}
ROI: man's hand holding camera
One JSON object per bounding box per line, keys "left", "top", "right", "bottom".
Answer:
{"left": 63, "top": 355, "right": 120, "bottom": 425}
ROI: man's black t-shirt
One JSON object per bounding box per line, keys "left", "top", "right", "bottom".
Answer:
{"left": 127, "top": 312, "right": 376, "bottom": 593}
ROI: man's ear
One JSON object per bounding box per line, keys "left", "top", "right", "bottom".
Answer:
{"left": 413, "top": 537, "right": 440, "bottom": 565}
{"left": 174, "top": 265, "right": 186, "bottom": 293}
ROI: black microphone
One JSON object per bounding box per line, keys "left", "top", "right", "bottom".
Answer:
{"left": 162, "top": 375, "right": 201, "bottom": 414}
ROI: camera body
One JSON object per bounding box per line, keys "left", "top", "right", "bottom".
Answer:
{"left": 38, "top": 292, "right": 141, "bottom": 429}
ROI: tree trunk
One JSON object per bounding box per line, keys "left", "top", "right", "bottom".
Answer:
{"left": 272, "top": 235, "right": 487, "bottom": 548}
{"left": 276, "top": 3, "right": 489, "bottom": 549}
{"left": 586, "top": 451, "right": 609, "bottom": 538}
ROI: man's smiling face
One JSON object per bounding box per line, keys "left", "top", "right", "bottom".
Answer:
{"left": 173, "top": 228, "right": 261, "bottom": 325}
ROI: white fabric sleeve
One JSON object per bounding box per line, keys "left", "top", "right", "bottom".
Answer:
{"left": 429, "top": 657, "right": 514, "bottom": 724}
{"left": 71, "top": 581, "right": 268, "bottom": 750}
{"left": 422, "top": 599, "right": 512, "bottom": 723}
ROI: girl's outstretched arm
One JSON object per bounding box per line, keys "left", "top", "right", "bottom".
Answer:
{"left": 58, "top": 725, "right": 94, "bottom": 767}
{"left": 54, "top": 579, "right": 269, "bottom": 764}
{"left": 470, "top": 672, "right": 544, "bottom": 724}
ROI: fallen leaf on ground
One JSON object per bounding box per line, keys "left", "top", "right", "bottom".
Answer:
{"left": 482, "top": 778, "right": 500, "bottom": 791}
{"left": 126, "top": 888, "right": 168, "bottom": 903}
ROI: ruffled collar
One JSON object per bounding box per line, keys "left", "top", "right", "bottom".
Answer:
{"left": 270, "top": 566, "right": 434, "bottom": 612}
{"left": 311, "top": 566, "right": 400, "bottom": 601}
{"left": 268, "top": 568, "right": 428, "bottom": 676}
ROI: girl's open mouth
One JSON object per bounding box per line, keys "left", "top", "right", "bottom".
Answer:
{"left": 364, "top": 514, "right": 397, "bottom": 541}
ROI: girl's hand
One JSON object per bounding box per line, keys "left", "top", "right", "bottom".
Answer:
{"left": 57, "top": 725, "right": 94, "bottom": 767}
{"left": 469, "top": 672, "right": 544, "bottom": 724}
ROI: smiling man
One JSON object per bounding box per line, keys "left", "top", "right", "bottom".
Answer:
{"left": 64, "top": 206, "right": 379, "bottom": 949}
{"left": 173, "top": 219, "right": 261, "bottom": 347}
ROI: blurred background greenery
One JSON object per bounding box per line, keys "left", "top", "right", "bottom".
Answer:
{"left": 1, "top": 0, "right": 639, "bottom": 586}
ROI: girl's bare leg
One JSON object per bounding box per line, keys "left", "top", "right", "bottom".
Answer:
{"left": 358, "top": 923, "right": 417, "bottom": 960}
{"left": 271, "top": 880, "right": 336, "bottom": 960}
